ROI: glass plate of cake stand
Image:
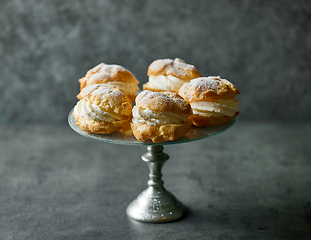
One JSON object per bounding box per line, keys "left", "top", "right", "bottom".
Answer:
{"left": 68, "top": 109, "right": 237, "bottom": 223}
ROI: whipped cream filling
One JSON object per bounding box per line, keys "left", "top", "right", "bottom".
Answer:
{"left": 132, "top": 106, "right": 189, "bottom": 126}
{"left": 74, "top": 99, "right": 123, "bottom": 122}
{"left": 191, "top": 99, "right": 240, "bottom": 117}
{"left": 148, "top": 75, "right": 187, "bottom": 91}
{"left": 95, "top": 82, "right": 138, "bottom": 95}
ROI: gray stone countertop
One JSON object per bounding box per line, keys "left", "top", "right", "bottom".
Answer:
{"left": 0, "top": 122, "right": 310, "bottom": 240}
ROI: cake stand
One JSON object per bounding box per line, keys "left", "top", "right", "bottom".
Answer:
{"left": 68, "top": 109, "right": 236, "bottom": 223}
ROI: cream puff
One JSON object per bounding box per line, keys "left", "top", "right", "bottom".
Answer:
{"left": 131, "top": 90, "right": 192, "bottom": 143}
{"left": 143, "top": 58, "right": 202, "bottom": 93}
{"left": 179, "top": 76, "right": 240, "bottom": 127}
{"left": 78, "top": 63, "right": 139, "bottom": 102}
{"left": 73, "top": 85, "right": 132, "bottom": 134}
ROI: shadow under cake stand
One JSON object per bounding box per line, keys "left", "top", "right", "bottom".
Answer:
{"left": 68, "top": 109, "right": 236, "bottom": 223}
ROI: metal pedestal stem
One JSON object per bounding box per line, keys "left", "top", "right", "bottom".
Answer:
{"left": 126, "top": 145, "right": 186, "bottom": 223}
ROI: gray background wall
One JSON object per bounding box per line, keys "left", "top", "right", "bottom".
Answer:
{"left": 0, "top": 0, "right": 310, "bottom": 123}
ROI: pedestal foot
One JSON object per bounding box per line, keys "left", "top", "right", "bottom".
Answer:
{"left": 126, "top": 145, "right": 186, "bottom": 223}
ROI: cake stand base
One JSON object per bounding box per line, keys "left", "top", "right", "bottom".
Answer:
{"left": 126, "top": 187, "right": 186, "bottom": 223}
{"left": 126, "top": 145, "right": 186, "bottom": 223}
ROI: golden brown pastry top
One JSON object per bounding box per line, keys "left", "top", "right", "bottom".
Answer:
{"left": 179, "top": 76, "right": 240, "bottom": 102}
{"left": 135, "top": 90, "right": 192, "bottom": 115}
{"left": 79, "top": 63, "right": 139, "bottom": 91}
{"left": 79, "top": 85, "right": 132, "bottom": 117}
{"left": 77, "top": 84, "right": 100, "bottom": 100}
{"left": 147, "top": 58, "right": 202, "bottom": 81}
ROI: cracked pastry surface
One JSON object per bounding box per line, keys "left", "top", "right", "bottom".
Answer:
{"left": 78, "top": 63, "right": 139, "bottom": 102}
{"left": 131, "top": 90, "right": 192, "bottom": 143}
{"left": 73, "top": 85, "right": 132, "bottom": 134}
{"left": 143, "top": 58, "right": 202, "bottom": 93}
{"left": 179, "top": 76, "right": 240, "bottom": 127}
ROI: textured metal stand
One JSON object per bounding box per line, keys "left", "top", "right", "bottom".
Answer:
{"left": 126, "top": 145, "right": 186, "bottom": 223}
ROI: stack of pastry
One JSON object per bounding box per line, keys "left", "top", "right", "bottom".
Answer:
{"left": 73, "top": 59, "right": 241, "bottom": 143}
{"left": 143, "top": 58, "right": 202, "bottom": 93}
{"left": 78, "top": 63, "right": 139, "bottom": 102}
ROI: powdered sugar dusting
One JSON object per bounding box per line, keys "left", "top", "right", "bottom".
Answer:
{"left": 89, "top": 64, "right": 125, "bottom": 82}
{"left": 149, "top": 59, "right": 172, "bottom": 72}
{"left": 179, "top": 76, "right": 240, "bottom": 101}
{"left": 82, "top": 63, "right": 138, "bottom": 85}
{"left": 171, "top": 59, "right": 196, "bottom": 76}
{"left": 192, "top": 77, "right": 221, "bottom": 92}
{"left": 136, "top": 90, "right": 174, "bottom": 110}
{"left": 174, "top": 58, "right": 185, "bottom": 63}
{"left": 86, "top": 63, "right": 106, "bottom": 76}
{"left": 136, "top": 90, "right": 191, "bottom": 114}
{"left": 80, "top": 84, "right": 125, "bottom": 100}
{"left": 91, "top": 86, "right": 123, "bottom": 99}
{"left": 148, "top": 58, "right": 201, "bottom": 79}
